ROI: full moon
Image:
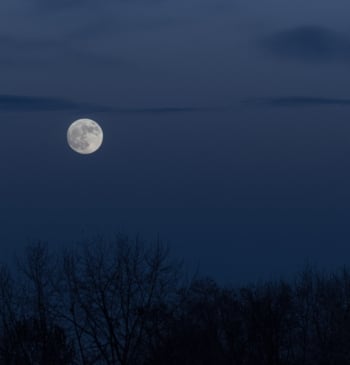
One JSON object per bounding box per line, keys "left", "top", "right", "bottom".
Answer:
{"left": 67, "top": 119, "right": 103, "bottom": 154}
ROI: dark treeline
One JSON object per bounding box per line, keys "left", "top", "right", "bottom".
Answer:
{"left": 1, "top": 236, "right": 350, "bottom": 365}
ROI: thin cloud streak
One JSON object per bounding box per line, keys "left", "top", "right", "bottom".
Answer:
{"left": 0, "top": 95, "right": 100, "bottom": 112}
{"left": 244, "top": 97, "right": 350, "bottom": 107}
{"left": 0, "top": 95, "right": 225, "bottom": 114}
{"left": 113, "top": 106, "right": 228, "bottom": 114}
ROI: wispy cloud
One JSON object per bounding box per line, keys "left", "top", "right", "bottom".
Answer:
{"left": 0, "top": 94, "right": 222, "bottom": 113}
{"left": 114, "top": 106, "right": 226, "bottom": 114}
{"left": 0, "top": 33, "right": 126, "bottom": 68}
{"left": 245, "top": 97, "right": 350, "bottom": 107}
{"left": 0, "top": 95, "right": 99, "bottom": 111}
{"left": 261, "top": 26, "right": 350, "bottom": 63}
{"left": 0, "top": 35, "right": 64, "bottom": 66}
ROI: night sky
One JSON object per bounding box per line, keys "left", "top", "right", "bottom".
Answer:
{"left": 2, "top": 0, "right": 350, "bottom": 284}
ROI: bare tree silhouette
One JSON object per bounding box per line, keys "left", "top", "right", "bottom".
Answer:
{"left": 61, "top": 236, "right": 180, "bottom": 365}
{"left": 2, "top": 238, "right": 350, "bottom": 365}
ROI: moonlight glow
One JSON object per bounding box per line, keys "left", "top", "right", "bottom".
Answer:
{"left": 67, "top": 119, "right": 103, "bottom": 154}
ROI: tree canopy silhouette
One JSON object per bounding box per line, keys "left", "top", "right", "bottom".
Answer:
{"left": 1, "top": 237, "right": 350, "bottom": 365}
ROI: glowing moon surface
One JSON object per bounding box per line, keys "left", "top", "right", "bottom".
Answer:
{"left": 67, "top": 119, "right": 103, "bottom": 154}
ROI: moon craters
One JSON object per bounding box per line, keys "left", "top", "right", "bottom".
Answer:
{"left": 67, "top": 119, "right": 103, "bottom": 155}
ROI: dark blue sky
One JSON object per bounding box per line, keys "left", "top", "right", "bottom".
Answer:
{"left": 2, "top": 0, "right": 350, "bottom": 284}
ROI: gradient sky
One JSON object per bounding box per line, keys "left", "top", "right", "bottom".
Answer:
{"left": 2, "top": 0, "right": 350, "bottom": 284}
